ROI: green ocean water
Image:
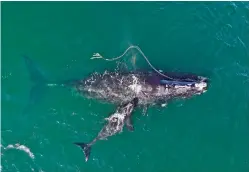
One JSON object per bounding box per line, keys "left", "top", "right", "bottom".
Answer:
{"left": 1, "top": 1, "right": 249, "bottom": 172}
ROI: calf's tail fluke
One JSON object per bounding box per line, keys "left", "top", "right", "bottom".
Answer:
{"left": 74, "top": 142, "right": 91, "bottom": 162}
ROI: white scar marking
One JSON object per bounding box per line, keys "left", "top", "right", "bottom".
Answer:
{"left": 128, "top": 75, "right": 142, "bottom": 94}
{"left": 109, "top": 113, "right": 125, "bottom": 120}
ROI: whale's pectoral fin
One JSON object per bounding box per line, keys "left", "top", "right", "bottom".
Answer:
{"left": 125, "top": 117, "right": 134, "bottom": 131}
{"left": 104, "top": 117, "right": 110, "bottom": 121}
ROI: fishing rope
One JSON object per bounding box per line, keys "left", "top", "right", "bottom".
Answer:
{"left": 90, "top": 45, "right": 175, "bottom": 80}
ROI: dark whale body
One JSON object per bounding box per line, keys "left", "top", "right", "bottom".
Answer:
{"left": 23, "top": 56, "right": 208, "bottom": 109}
{"left": 68, "top": 70, "right": 208, "bottom": 108}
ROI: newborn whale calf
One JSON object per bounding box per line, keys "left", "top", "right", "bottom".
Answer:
{"left": 74, "top": 97, "right": 138, "bottom": 162}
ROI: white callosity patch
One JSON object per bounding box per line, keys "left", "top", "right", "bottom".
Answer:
{"left": 1, "top": 143, "right": 35, "bottom": 159}
{"left": 195, "top": 82, "right": 207, "bottom": 92}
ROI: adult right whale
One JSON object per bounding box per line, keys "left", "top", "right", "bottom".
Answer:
{"left": 23, "top": 55, "right": 209, "bottom": 114}
{"left": 69, "top": 70, "right": 208, "bottom": 110}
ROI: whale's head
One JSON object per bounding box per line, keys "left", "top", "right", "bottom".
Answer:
{"left": 148, "top": 72, "right": 209, "bottom": 97}
{"left": 190, "top": 76, "right": 208, "bottom": 94}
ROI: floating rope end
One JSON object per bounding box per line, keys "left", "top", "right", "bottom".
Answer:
{"left": 90, "top": 53, "right": 103, "bottom": 60}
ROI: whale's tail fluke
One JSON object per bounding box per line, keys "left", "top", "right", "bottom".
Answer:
{"left": 23, "top": 56, "right": 49, "bottom": 114}
{"left": 23, "top": 56, "right": 47, "bottom": 83}
{"left": 74, "top": 142, "right": 91, "bottom": 162}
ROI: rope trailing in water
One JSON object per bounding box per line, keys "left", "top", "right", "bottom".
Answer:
{"left": 90, "top": 45, "right": 175, "bottom": 80}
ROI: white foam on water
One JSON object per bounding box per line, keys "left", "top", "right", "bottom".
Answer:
{"left": 2, "top": 143, "right": 35, "bottom": 159}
